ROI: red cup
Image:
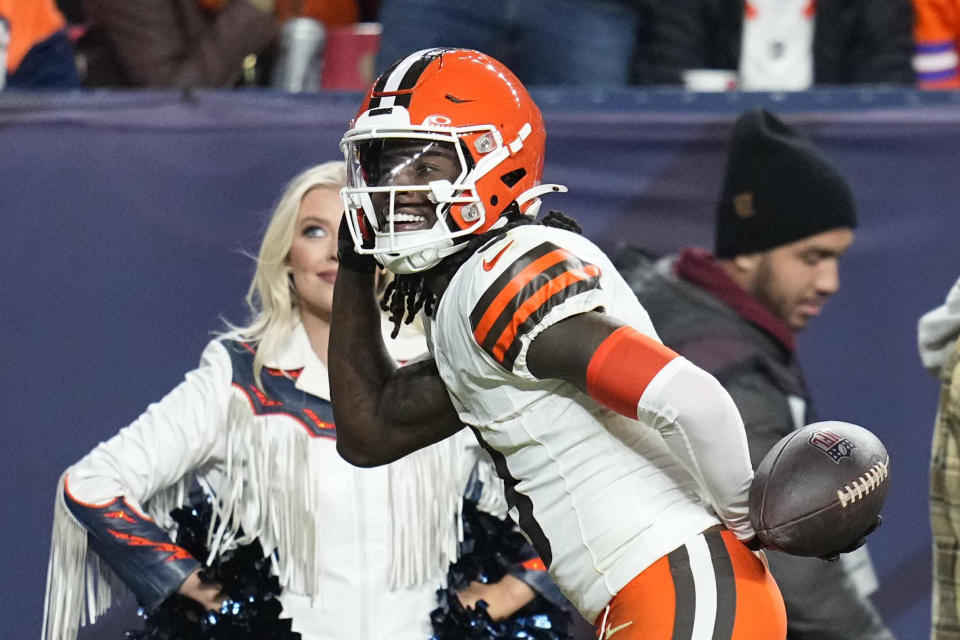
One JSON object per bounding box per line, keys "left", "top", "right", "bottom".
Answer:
{"left": 321, "top": 22, "right": 382, "bottom": 91}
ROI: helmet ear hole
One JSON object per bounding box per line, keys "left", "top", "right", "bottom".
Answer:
{"left": 500, "top": 168, "right": 527, "bottom": 188}
{"left": 490, "top": 195, "right": 499, "bottom": 206}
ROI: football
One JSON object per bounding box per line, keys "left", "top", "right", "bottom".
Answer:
{"left": 748, "top": 421, "right": 890, "bottom": 557}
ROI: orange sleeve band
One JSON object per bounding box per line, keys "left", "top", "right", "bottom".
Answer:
{"left": 585, "top": 326, "right": 678, "bottom": 418}
{"left": 521, "top": 557, "right": 548, "bottom": 572}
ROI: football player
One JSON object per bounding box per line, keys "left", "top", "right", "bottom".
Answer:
{"left": 329, "top": 48, "right": 786, "bottom": 639}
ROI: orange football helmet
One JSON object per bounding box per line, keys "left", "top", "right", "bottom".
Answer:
{"left": 340, "top": 48, "right": 566, "bottom": 273}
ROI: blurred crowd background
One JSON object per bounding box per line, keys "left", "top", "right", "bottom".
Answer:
{"left": 3, "top": 0, "right": 960, "bottom": 92}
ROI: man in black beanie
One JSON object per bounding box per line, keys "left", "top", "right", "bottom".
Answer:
{"left": 616, "top": 108, "right": 894, "bottom": 639}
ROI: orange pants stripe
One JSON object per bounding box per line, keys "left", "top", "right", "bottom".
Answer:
{"left": 598, "top": 529, "right": 786, "bottom": 640}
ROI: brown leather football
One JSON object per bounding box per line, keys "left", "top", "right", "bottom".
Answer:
{"left": 748, "top": 421, "right": 890, "bottom": 557}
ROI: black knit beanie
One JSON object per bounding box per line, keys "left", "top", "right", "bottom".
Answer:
{"left": 714, "top": 109, "right": 856, "bottom": 258}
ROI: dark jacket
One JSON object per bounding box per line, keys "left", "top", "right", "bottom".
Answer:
{"left": 617, "top": 247, "right": 895, "bottom": 640}
{"left": 618, "top": 247, "right": 809, "bottom": 465}
{"left": 633, "top": 0, "right": 914, "bottom": 85}
{"left": 78, "top": 0, "right": 277, "bottom": 87}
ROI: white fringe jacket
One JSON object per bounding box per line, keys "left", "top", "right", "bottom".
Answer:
{"left": 43, "top": 319, "right": 516, "bottom": 640}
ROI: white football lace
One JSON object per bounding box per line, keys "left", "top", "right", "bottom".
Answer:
{"left": 837, "top": 459, "right": 889, "bottom": 508}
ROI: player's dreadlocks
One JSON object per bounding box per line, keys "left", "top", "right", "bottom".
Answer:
{"left": 380, "top": 209, "right": 583, "bottom": 338}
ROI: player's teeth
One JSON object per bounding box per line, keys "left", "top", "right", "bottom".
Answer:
{"left": 389, "top": 213, "right": 425, "bottom": 223}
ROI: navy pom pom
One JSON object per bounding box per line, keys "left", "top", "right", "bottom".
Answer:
{"left": 429, "top": 500, "right": 571, "bottom": 639}
{"left": 125, "top": 500, "right": 300, "bottom": 640}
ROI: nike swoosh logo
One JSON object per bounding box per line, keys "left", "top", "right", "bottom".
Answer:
{"left": 605, "top": 621, "right": 634, "bottom": 639}
{"left": 482, "top": 240, "right": 514, "bottom": 271}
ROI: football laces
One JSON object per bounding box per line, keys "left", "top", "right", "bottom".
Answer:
{"left": 837, "top": 459, "right": 889, "bottom": 508}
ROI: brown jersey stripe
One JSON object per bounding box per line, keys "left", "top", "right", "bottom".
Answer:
{"left": 473, "top": 254, "right": 597, "bottom": 363}
{"left": 668, "top": 544, "right": 697, "bottom": 639}
{"left": 476, "top": 254, "right": 590, "bottom": 355}
{"left": 705, "top": 531, "right": 737, "bottom": 640}
{"left": 470, "top": 242, "right": 566, "bottom": 341}
{"left": 492, "top": 264, "right": 602, "bottom": 369}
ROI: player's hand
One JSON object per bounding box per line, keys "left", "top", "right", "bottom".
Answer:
{"left": 337, "top": 215, "right": 378, "bottom": 273}
{"left": 456, "top": 574, "right": 536, "bottom": 621}
{"left": 177, "top": 567, "right": 227, "bottom": 611}
{"left": 819, "top": 515, "right": 882, "bottom": 562}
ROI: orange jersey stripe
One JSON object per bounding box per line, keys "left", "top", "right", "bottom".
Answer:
{"left": 585, "top": 326, "right": 677, "bottom": 418}
{"left": 472, "top": 248, "right": 571, "bottom": 345}
{"left": 490, "top": 263, "right": 601, "bottom": 363}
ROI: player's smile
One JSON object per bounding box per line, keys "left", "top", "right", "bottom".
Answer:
{"left": 376, "top": 199, "right": 437, "bottom": 233}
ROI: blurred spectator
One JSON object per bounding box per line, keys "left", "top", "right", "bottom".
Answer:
{"left": 77, "top": 0, "right": 360, "bottom": 88}
{"left": 374, "top": 0, "right": 638, "bottom": 86}
{"left": 0, "top": 0, "right": 79, "bottom": 88}
{"left": 275, "top": 0, "right": 356, "bottom": 25}
{"left": 913, "top": 0, "right": 960, "bottom": 87}
{"left": 78, "top": 0, "right": 279, "bottom": 87}
{"left": 355, "top": 0, "right": 380, "bottom": 22}
{"left": 55, "top": 0, "right": 83, "bottom": 24}
{"left": 615, "top": 109, "right": 895, "bottom": 639}
{"left": 634, "top": 0, "right": 914, "bottom": 89}
{"left": 918, "top": 276, "right": 960, "bottom": 639}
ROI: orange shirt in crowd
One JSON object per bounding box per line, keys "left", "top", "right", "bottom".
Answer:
{"left": 913, "top": 0, "right": 960, "bottom": 87}
{"left": 0, "top": 0, "right": 66, "bottom": 74}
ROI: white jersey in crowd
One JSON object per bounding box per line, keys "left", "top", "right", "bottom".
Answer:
{"left": 424, "top": 225, "right": 723, "bottom": 622}
{"left": 739, "top": 0, "right": 815, "bottom": 90}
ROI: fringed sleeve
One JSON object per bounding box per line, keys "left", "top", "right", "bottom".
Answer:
{"left": 42, "top": 472, "right": 131, "bottom": 640}
{"left": 42, "top": 340, "right": 234, "bottom": 639}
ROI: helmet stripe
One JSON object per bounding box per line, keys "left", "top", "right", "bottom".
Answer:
{"left": 374, "top": 48, "right": 450, "bottom": 109}
{"left": 367, "top": 54, "right": 403, "bottom": 109}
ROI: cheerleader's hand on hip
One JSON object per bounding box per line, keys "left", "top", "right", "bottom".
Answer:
{"left": 178, "top": 567, "right": 227, "bottom": 610}
{"left": 457, "top": 574, "right": 536, "bottom": 620}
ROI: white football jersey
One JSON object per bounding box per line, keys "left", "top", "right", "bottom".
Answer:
{"left": 424, "top": 225, "right": 720, "bottom": 622}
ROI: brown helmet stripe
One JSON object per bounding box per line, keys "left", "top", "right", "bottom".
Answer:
{"left": 368, "top": 48, "right": 452, "bottom": 110}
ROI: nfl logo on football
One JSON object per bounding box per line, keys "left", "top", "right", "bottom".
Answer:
{"left": 808, "top": 429, "right": 857, "bottom": 463}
